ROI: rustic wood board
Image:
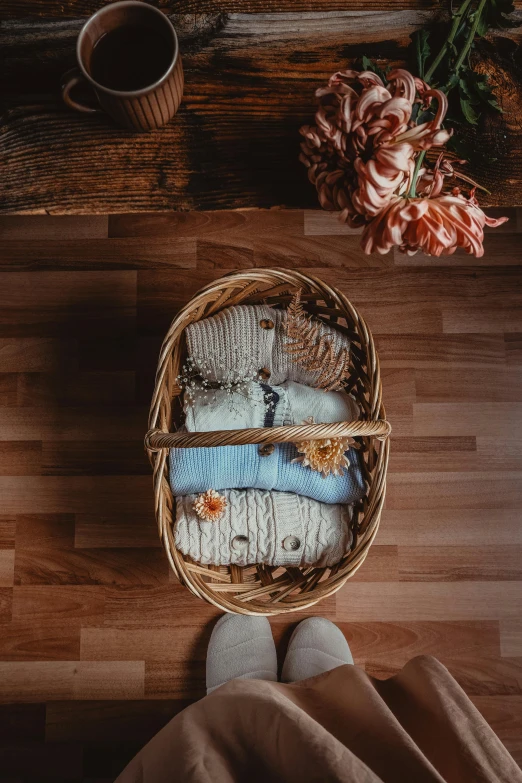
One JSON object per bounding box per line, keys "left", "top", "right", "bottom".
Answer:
{"left": 1, "top": 4, "right": 521, "bottom": 214}
{"left": 0, "top": 0, "right": 457, "bottom": 16}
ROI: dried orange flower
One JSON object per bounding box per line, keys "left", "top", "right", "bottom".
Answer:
{"left": 193, "top": 489, "right": 227, "bottom": 522}
{"left": 292, "top": 418, "right": 356, "bottom": 477}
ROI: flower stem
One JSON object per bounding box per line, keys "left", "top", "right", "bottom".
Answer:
{"left": 453, "top": 0, "right": 488, "bottom": 74}
{"left": 407, "top": 151, "right": 427, "bottom": 198}
{"left": 424, "top": 0, "right": 474, "bottom": 84}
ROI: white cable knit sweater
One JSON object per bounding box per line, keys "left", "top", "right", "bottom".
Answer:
{"left": 185, "top": 304, "right": 351, "bottom": 387}
{"left": 175, "top": 489, "right": 353, "bottom": 567}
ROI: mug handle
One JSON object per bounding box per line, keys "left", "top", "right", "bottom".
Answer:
{"left": 62, "top": 68, "right": 100, "bottom": 114}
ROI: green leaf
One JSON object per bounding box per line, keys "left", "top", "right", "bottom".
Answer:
{"left": 459, "top": 95, "right": 480, "bottom": 124}
{"left": 410, "top": 29, "right": 431, "bottom": 78}
{"left": 459, "top": 77, "right": 480, "bottom": 104}
{"left": 460, "top": 68, "right": 503, "bottom": 113}
{"left": 360, "top": 56, "right": 388, "bottom": 83}
{"left": 446, "top": 73, "right": 460, "bottom": 90}
{"left": 476, "top": 14, "right": 489, "bottom": 36}
{"left": 417, "top": 109, "right": 437, "bottom": 125}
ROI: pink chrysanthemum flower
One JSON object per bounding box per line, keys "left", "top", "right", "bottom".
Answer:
{"left": 299, "top": 69, "right": 451, "bottom": 225}
{"left": 361, "top": 190, "right": 509, "bottom": 257}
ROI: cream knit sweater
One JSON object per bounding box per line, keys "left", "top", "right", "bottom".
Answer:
{"left": 185, "top": 304, "right": 351, "bottom": 387}
{"left": 184, "top": 380, "right": 360, "bottom": 432}
{"left": 175, "top": 489, "right": 353, "bottom": 567}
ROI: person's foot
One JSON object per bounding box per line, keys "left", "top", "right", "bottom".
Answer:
{"left": 281, "top": 617, "right": 354, "bottom": 683}
{"left": 206, "top": 614, "right": 278, "bottom": 694}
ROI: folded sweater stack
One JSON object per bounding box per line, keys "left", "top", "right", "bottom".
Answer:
{"left": 171, "top": 304, "right": 362, "bottom": 567}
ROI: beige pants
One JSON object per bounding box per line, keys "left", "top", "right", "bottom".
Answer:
{"left": 116, "top": 656, "right": 521, "bottom": 783}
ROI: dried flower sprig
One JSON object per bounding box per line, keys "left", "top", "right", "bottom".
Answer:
{"left": 176, "top": 353, "right": 276, "bottom": 417}
{"left": 283, "top": 290, "right": 351, "bottom": 391}
{"left": 292, "top": 417, "right": 357, "bottom": 477}
{"left": 193, "top": 490, "right": 227, "bottom": 522}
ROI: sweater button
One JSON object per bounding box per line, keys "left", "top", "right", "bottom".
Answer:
{"left": 232, "top": 535, "right": 248, "bottom": 551}
{"left": 283, "top": 536, "right": 301, "bottom": 552}
{"left": 260, "top": 319, "right": 274, "bottom": 330}
{"left": 258, "top": 367, "right": 271, "bottom": 380}
{"left": 259, "top": 443, "right": 275, "bottom": 457}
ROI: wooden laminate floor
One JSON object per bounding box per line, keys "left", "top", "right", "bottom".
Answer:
{"left": 0, "top": 209, "right": 521, "bottom": 781}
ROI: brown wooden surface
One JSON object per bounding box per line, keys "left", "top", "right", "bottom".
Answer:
{"left": 0, "top": 209, "right": 521, "bottom": 779}
{"left": 1, "top": 3, "right": 521, "bottom": 214}
{"left": 0, "top": 0, "right": 462, "bottom": 15}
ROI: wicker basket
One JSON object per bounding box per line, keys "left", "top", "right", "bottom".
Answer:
{"left": 145, "top": 269, "right": 390, "bottom": 615}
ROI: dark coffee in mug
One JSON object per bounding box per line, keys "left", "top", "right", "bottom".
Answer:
{"left": 62, "top": 1, "right": 184, "bottom": 131}
{"left": 90, "top": 25, "right": 173, "bottom": 92}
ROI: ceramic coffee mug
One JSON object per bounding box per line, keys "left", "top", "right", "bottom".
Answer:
{"left": 62, "top": 1, "right": 183, "bottom": 132}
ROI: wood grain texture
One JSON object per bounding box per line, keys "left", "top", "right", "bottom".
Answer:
{"left": 0, "top": 660, "right": 145, "bottom": 701}
{"left": 0, "top": 270, "right": 136, "bottom": 337}
{"left": 336, "top": 582, "right": 522, "bottom": 621}
{"left": 379, "top": 509, "right": 522, "bottom": 546}
{"left": 0, "top": 215, "right": 108, "bottom": 239}
{"left": 12, "top": 585, "right": 105, "bottom": 626}
{"left": 415, "top": 367, "right": 522, "bottom": 402}
{"left": 0, "top": 209, "right": 520, "bottom": 777}
{"left": 0, "top": 441, "right": 41, "bottom": 475}
{"left": 14, "top": 548, "right": 169, "bottom": 586}
{"left": 413, "top": 403, "right": 522, "bottom": 437}
{"left": 74, "top": 513, "right": 160, "bottom": 549}
{"left": 0, "top": 620, "right": 81, "bottom": 661}
{"left": 0, "top": 11, "right": 521, "bottom": 214}
{"left": 398, "top": 546, "right": 522, "bottom": 581}
{"left": 0, "top": 549, "right": 15, "bottom": 587}
{"left": 0, "top": 238, "right": 197, "bottom": 270}
{"left": 501, "top": 621, "right": 522, "bottom": 657}
{"left": 337, "top": 621, "right": 500, "bottom": 664}
{"left": 0, "top": 0, "right": 455, "bottom": 18}
{"left": 0, "top": 515, "right": 16, "bottom": 548}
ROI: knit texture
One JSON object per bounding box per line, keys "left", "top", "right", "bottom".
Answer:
{"left": 206, "top": 615, "right": 278, "bottom": 694}
{"left": 185, "top": 304, "right": 351, "bottom": 387}
{"left": 184, "top": 380, "right": 360, "bottom": 432}
{"left": 281, "top": 618, "right": 354, "bottom": 683}
{"left": 169, "top": 440, "right": 365, "bottom": 504}
{"left": 175, "top": 489, "right": 354, "bottom": 567}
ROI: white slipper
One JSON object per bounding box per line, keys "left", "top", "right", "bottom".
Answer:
{"left": 206, "top": 614, "right": 278, "bottom": 694}
{"left": 281, "top": 617, "right": 354, "bottom": 683}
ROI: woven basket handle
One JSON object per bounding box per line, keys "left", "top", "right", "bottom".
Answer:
{"left": 145, "top": 419, "right": 391, "bottom": 450}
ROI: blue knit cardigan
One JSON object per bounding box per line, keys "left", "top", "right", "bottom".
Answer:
{"left": 169, "top": 441, "right": 365, "bottom": 504}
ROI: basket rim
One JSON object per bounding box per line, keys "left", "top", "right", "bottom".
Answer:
{"left": 145, "top": 418, "right": 391, "bottom": 450}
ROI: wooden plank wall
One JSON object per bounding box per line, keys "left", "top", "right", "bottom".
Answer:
{"left": 0, "top": 209, "right": 521, "bottom": 780}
